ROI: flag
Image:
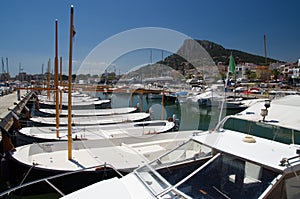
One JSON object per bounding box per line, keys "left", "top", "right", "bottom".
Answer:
{"left": 229, "top": 54, "right": 236, "bottom": 74}
{"left": 72, "top": 25, "right": 76, "bottom": 37}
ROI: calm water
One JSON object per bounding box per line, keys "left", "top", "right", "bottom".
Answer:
{"left": 98, "top": 92, "right": 240, "bottom": 131}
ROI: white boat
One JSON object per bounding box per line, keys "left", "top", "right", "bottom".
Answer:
{"left": 39, "top": 90, "right": 89, "bottom": 98}
{"left": 15, "top": 120, "right": 176, "bottom": 145}
{"left": 184, "top": 89, "right": 267, "bottom": 109}
{"left": 60, "top": 95, "right": 300, "bottom": 199}
{"left": 224, "top": 97, "right": 267, "bottom": 109}
{"left": 37, "top": 98, "right": 111, "bottom": 109}
{"left": 186, "top": 90, "right": 223, "bottom": 107}
{"left": 37, "top": 94, "right": 99, "bottom": 103}
{"left": 29, "top": 112, "right": 151, "bottom": 126}
{"left": 37, "top": 107, "right": 137, "bottom": 117}
{"left": 6, "top": 130, "right": 198, "bottom": 195}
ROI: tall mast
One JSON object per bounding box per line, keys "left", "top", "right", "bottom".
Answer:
{"left": 1, "top": 58, "right": 4, "bottom": 73}
{"left": 6, "top": 57, "right": 9, "bottom": 75}
{"left": 68, "top": 5, "right": 74, "bottom": 160}
{"left": 264, "top": 34, "right": 267, "bottom": 65}
{"left": 60, "top": 56, "right": 63, "bottom": 111}
{"left": 47, "top": 59, "right": 51, "bottom": 100}
{"left": 55, "top": 19, "right": 60, "bottom": 138}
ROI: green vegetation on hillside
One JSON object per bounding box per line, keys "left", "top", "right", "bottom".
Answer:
{"left": 161, "top": 39, "right": 281, "bottom": 68}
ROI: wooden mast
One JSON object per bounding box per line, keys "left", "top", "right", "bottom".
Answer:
{"left": 68, "top": 5, "right": 74, "bottom": 160}
{"left": 59, "top": 56, "right": 63, "bottom": 112}
{"left": 55, "top": 19, "right": 60, "bottom": 138}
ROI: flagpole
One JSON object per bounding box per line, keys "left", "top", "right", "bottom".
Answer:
{"left": 55, "top": 19, "right": 60, "bottom": 138}
{"left": 68, "top": 5, "right": 74, "bottom": 160}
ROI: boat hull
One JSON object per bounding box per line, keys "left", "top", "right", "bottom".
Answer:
{"left": 14, "top": 120, "right": 175, "bottom": 146}
{"left": 6, "top": 153, "right": 127, "bottom": 196}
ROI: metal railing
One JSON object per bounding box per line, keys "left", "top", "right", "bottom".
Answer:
{"left": 0, "top": 162, "right": 123, "bottom": 197}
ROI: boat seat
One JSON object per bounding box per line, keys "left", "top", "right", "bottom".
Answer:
{"left": 229, "top": 162, "right": 262, "bottom": 185}
{"left": 134, "top": 145, "right": 166, "bottom": 156}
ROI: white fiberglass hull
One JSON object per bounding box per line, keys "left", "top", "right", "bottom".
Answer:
{"left": 30, "top": 112, "right": 150, "bottom": 126}
{"left": 16, "top": 120, "right": 175, "bottom": 144}
{"left": 38, "top": 107, "right": 137, "bottom": 117}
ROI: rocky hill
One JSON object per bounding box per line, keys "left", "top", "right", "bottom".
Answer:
{"left": 160, "top": 39, "right": 281, "bottom": 68}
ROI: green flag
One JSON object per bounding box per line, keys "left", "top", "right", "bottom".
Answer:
{"left": 229, "top": 54, "right": 236, "bottom": 74}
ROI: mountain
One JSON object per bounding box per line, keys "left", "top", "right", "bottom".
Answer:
{"left": 121, "top": 39, "right": 282, "bottom": 81}
{"left": 161, "top": 39, "right": 281, "bottom": 68}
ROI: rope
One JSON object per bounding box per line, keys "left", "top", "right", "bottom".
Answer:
{"left": 19, "top": 164, "right": 35, "bottom": 186}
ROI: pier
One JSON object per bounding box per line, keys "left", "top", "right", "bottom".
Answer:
{"left": 0, "top": 90, "right": 34, "bottom": 153}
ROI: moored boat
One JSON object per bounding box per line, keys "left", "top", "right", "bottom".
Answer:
{"left": 29, "top": 112, "right": 150, "bottom": 126}
{"left": 37, "top": 107, "right": 137, "bottom": 117}
{"left": 37, "top": 98, "right": 111, "bottom": 109}
{"left": 6, "top": 130, "right": 198, "bottom": 195}
{"left": 14, "top": 120, "right": 176, "bottom": 145}
{"left": 60, "top": 96, "right": 300, "bottom": 199}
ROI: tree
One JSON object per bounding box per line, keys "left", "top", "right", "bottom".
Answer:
{"left": 271, "top": 69, "right": 280, "bottom": 80}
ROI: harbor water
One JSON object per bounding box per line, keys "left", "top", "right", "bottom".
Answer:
{"left": 98, "top": 92, "right": 241, "bottom": 131}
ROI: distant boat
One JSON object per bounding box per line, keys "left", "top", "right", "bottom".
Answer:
{"left": 37, "top": 98, "right": 111, "bottom": 109}
{"left": 15, "top": 120, "right": 176, "bottom": 145}
{"left": 29, "top": 112, "right": 151, "bottom": 126}
{"left": 147, "top": 93, "right": 162, "bottom": 99}
{"left": 37, "top": 107, "right": 137, "bottom": 117}
{"left": 186, "top": 90, "right": 223, "bottom": 107}
{"left": 37, "top": 94, "right": 99, "bottom": 103}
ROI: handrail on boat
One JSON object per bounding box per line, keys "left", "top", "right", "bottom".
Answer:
{"left": 0, "top": 162, "right": 123, "bottom": 197}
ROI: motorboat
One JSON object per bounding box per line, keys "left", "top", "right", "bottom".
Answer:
{"left": 60, "top": 95, "right": 300, "bottom": 199}
{"left": 5, "top": 130, "right": 198, "bottom": 196}
{"left": 186, "top": 90, "right": 223, "bottom": 107}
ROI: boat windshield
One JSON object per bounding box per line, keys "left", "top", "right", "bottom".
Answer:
{"left": 159, "top": 153, "right": 280, "bottom": 199}
{"left": 222, "top": 117, "right": 300, "bottom": 145}
{"left": 135, "top": 139, "right": 213, "bottom": 196}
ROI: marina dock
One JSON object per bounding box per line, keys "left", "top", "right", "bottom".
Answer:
{"left": 0, "top": 90, "right": 33, "bottom": 144}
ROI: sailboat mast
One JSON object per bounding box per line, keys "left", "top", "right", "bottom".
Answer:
{"left": 264, "top": 34, "right": 267, "bottom": 65}
{"left": 68, "top": 5, "right": 74, "bottom": 160}
{"left": 47, "top": 59, "right": 51, "bottom": 100}
{"left": 6, "top": 58, "right": 9, "bottom": 75}
{"left": 55, "top": 19, "right": 60, "bottom": 138}
{"left": 1, "top": 58, "right": 4, "bottom": 74}
{"left": 60, "top": 56, "right": 63, "bottom": 111}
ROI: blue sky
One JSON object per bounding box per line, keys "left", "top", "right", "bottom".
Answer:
{"left": 0, "top": 0, "right": 299, "bottom": 76}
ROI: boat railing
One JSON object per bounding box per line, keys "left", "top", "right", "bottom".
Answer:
{"left": 0, "top": 162, "right": 123, "bottom": 198}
